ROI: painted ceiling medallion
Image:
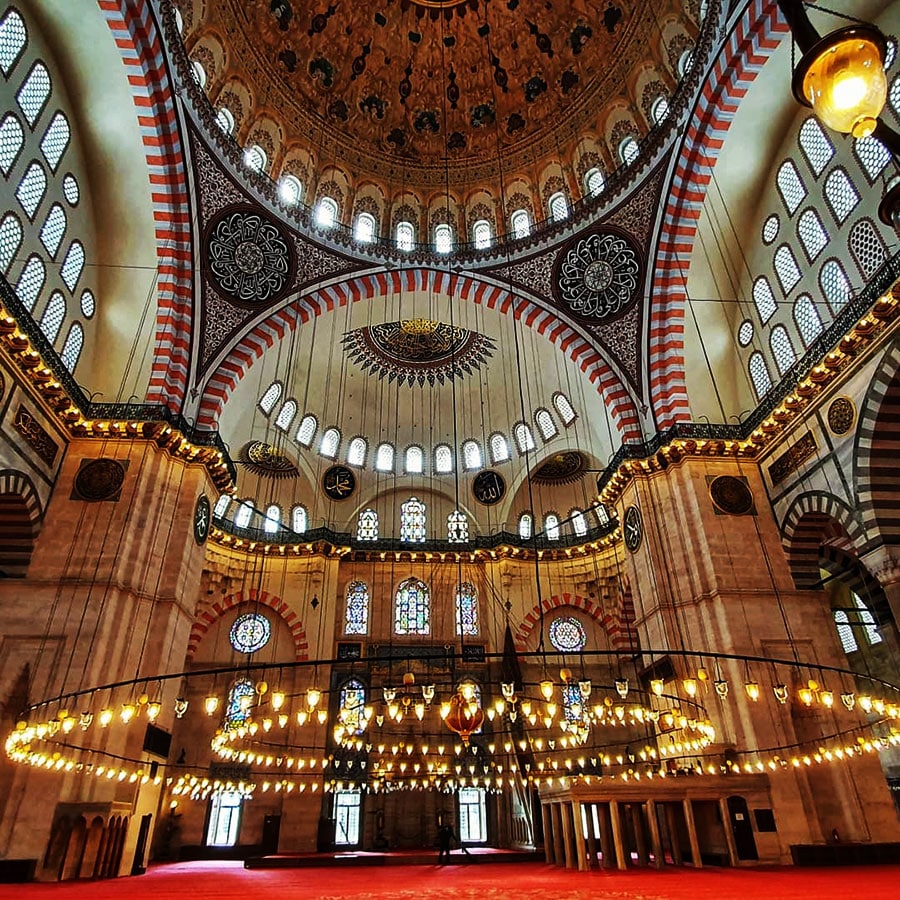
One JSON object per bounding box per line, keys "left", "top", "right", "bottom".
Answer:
{"left": 206, "top": 207, "right": 295, "bottom": 306}
{"left": 554, "top": 229, "right": 642, "bottom": 323}
{"left": 342, "top": 319, "right": 496, "bottom": 386}
{"left": 73, "top": 458, "right": 127, "bottom": 502}
{"left": 239, "top": 441, "right": 300, "bottom": 479}
{"left": 531, "top": 451, "right": 586, "bottom": 485}
{"left": 709, "top": 475, "right": 754, "bottom": 516}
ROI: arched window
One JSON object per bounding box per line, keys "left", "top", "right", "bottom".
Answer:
{"left": 773, "top": 244, "right": 801, "bottom": 295}
{"left": 296, "top": 414, "right": 317, "bottom": 446}
{"left": 215, "top": 106, "right": 235, "bottom": 135}
{"left": 584, "top": 167, "right": 605, "bottom": 197}
{"left": 243, "top": 144, "right": 266, "bottom": 173}
{"left": 513, "top": 422, "right": 536, "bottom": 454}
{"left": 278, "top": 174, "right": 302, "bottom": 205}
{"left": 60, "top": 239, "right": 85, "bottom": 292}
{"left": 0, "top": 114, "right": 24, "bottom": 175}
{"left": 511, "top": 209, "right": 531, "bottom": 238}
{"left": 344, "top": 582, "right": 369, "bottom": 635}
{"left": 0, "top": 10, "right": 27, "bottom": 76}
{"left": 462, "top": 439, "right": 482, "bottom": 471}
{"left": 776, "top": 160, "right": 806, "bottom": 215}
{"left": 375, "top": 442, "right": 394, "bottom": 472}
{"left": 16, "top": 161, "right": 47, "bottom": 220}
{"left": 619, "top": 136, "right": 640, "bottom": 166}
{"left": 224, "top": 677, "right": 255, "bottom": 730}
{"left": 357, "top": 508, "right": 378, "bottom": 541}
{"left": 819, "top": 258, "right": 852, "bottom": 311}
{"left": 400, "top": 497, "right": 426, "bottom": 542}
{"left": 677, "top": 49, "right": 694, "bottom": 78}
{"left": 544, "top": 513, "right": 560, "bottom": 541}
{"left": 316, "top": 196, "right": 339, "bottom": 229}
{"left": 80, "top": 289, "right": 95, "bottom": 319}
{"left": 518, "top": 512, "right": 533, "bottom": 540}
{"left": 405, "top": 445, "right": 424, "bottom": 474}
{"left": 396, "top": 220, "right": 415, "bottom": 251}
{"left": 263, "top": 504, "right": 281, "bottom": 535}
{"left": 848, "top": 218, "right": 887, "bottom": 279}
{"left": 489, "top": 432, "right": 510, "bottom": 463}
{"left": 853, "top": 135, "right": 890, "bottom": 181}
{"left": 824, "top": 167, "right": 860, "bottom": 224}
{"left": 259, "top": 382, "right": 282, "bottom": 414}
{"left": 548, "top": 191, "right": 568, "bottom": 222}
{"left": 448, "top": 510, "right": 469, "bottom": 543}
{"left": 16, "top": 254, "right": 44, "bottom": 310}
{"left": 854, "top": 594, "right": 882, "bottom": 645}
{"left": 354, "top": 211, "right": 376, "bottom": 244}
{"left": 234, "top": 500, "right": 254, "bottom": 529}
{"left": 793, "top": 294, "right": 824, "bottom": 347}
{"left": 63, "top": 173, "right": 79, "bottom": 205}
{"left": 275, "top": 399, "right": 297, "bottom": 432}
{"left": 394, "top": 577, "right": 430, "bottom": 635}
{"left": 338, "top": 678, "right": 367, "bottom": 734}
{"left": 213, "top": 495, "right": 232, "bottom": 518}
{"left": 650, "top": 96, "right": 670, "bottom": 125}
{"left": 319, "top": 427, "right": 341, "bottom": 459}
{"left": 473, "top": 219, "right": 492, "bottom": 250}
{"left": 0, "top": 213, "right": 22, "bottom": 274}
{"left": 833, "top": 610, "right": 858, "bottom": 654}
{"left": 191, "top": 60, "right": 207, "bottom": 88}
{"left": 38, "top": 291, "right": 65, "bottom": 343}
{"left": 434, "top": 444, "right": 453, "bottom": 474}
{"left": 39, "top": 202, "right": 66, "bottom": 257}
{"left": 291, "top": 505, "right": 307, "bottom": 534}
{"left": 594, "top": 503, "right": 610, "bottom": 526}
{"left": 17, "top": 62, "right": 51, "bottom": 127}
{"left": 770, "top": 325, "right": 795, "bottom": 375}
{"left": 535, "top": 408, "right": 557, "bottom": 441}
{"left": 570, "top": 508, "right": 588, "bottom": 536}
{"left": 434, "top": 223, "right": 453, "bottom": 254}
{"left": 553, "top": 392, "right": 577, "bottom": 425}
{"left": 749, "top": 351, "right": 772, "bottom": 400}
{"left": 347, "top": 436, "right": 367, "bottom": 467}
{"left": 798, "top": 117, "right": 833, "bottom": 176}
{"left": 797, "top": 208, "right": 828, "bottom": 262}
{"left": 455, "top": 582, "right": 478, "bottom": 635}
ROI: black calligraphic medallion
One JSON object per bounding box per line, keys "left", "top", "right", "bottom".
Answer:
{"left": 472, "top": 470, "right": 506, "bottom": 506}
{"left": 323, "top": 464, "right": 357, "bottom": 501}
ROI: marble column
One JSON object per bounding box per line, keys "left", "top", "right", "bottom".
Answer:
{"left": 719, "top": 797, "right": 740, "bottom": 867}
{"left": 561, "top": 801, "right": 576, "bottom": 869}
{"left": 646, "top": 800, "right": 664, "bottom": 868}
{"left": 541, "top": 803, "right": 554, "bottom": 864}
{"left": 572, "top": 801, "right": 589, "bottom": 871}
{"left": 683, "top": 799, "right": 702, "bottom": 868}
{"left": 610, "top": 800, "right": 628, "bottom": 871}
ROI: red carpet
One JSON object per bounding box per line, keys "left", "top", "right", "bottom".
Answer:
{"left": 3, "top": 859, "right": 899, "bottom": 900}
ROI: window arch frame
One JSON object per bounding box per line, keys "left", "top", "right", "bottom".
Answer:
{"left": 319, "top": 427, "right": 341, "bottom": 459}
{"left": 344, "top": 581, "right": 370, "bottom": 635}
{"left": 404, "top": 444, "right": 424, "bottom": 474}
{"left": 447, "top": 509, "right": 469, "bottom": 543}
{"left": 296, "top": 414, "right": 318, "bottom": 447}
{"left": 354, "top": 210, "right": 376, "bottom": 244}
{"left": 769, "top": 324, "right": 796, "bottom": 376}
{"left": 513, "top": 421, "right": 536, "bottom": 455}
{"left": 434, "top": 222, "right": 453, "bottom": 254}
{"left": 510, "top": 208, "right": 531, "bottom": 239}
{"left": 518, "top": 512, "right": 533, "bottom": 540}
{"left": 534, "top": 408, "right": 558, "bottom": 441}
{"left": 375, "top": 442, "right": 395, "bottom": 473}
{"left": 455, "top": 581, "right": 479, "bottom": 636}
{"left": 316, "top": 195, "right": 339, "bottom": 229}
{"left": 472, "top": 219, "right": 492, "bottom": 250}
{"left": 461, "top": 439, "right": 483, "bottom": 471}
{"left": 434, "top": 444, "right": 453, "bottom": 474}
{"left": 796, "top": 207, "right": 828, "bottom": 263}
{"left": 38, "top": 290, "right": 65, "bottom": 344}
{"left": 278, "top": 174, "right": 303, "bottom": 205}
{"left": 258, "top": 382, "right": 282, "bottom": 415}
{"left": 399, "top": 496, "right": 426, "bottom": 542}
{"left": 356, "top": 508, "right": 378, "bottom": 541}
{"left": 0, "top": 113, "right": 24, "bottom": 176}
{"left": 275, "top": 399, "right": 297, "bottom": 432}
{"left": 793, "top": 294, "right": 824, "bottom": 348}
{"left": 16, "top": 60, "right": 51, "bottom": 128}
{"left": 0, "top": 9, "right": 28, "bottom": 77}
{"left": 548, "top": 190, "right": 568, "bottom": 222}
{"left": 394, "top": 577, "right": 430, "bottom": 635}
{"left": 552, "top": 392, "right": 577, "bottom": 426}
{"left": 291, "top": 505, "right": 308, "bottom": 534}
{"left": 243, "top": 143, "right": 267, "bottom": 173}
{"left": 748, "top": 351, "right": 772, "bottom": 400}
{"left": 823, "top": 166, "right": 860, "bottom": 225}
{"left": 797, "top": 117, "right": 834, "bottom": 177}
{"left": 618, "top": 136, "right": 640, "bottom": 166}
{"left": 489, "top": 432, "right": 510, "bottom": 464}
{"left": 395, "top": 220, "right": 415, "bottom": 252}
{"left": 776, "top": 159, "right": 807, "bottom": 215}
{"left": 346, "top": 436, "right": 368, "bottom": 468}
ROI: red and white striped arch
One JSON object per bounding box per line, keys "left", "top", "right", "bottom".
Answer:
{"left": 101, "top": 0, "right": 192, "bottom": 411}
{"left": 649, "top": 0, "right": 788, "bottom": 428}
{"left": 195, "top": 268, "right": 643, "bottom": 439}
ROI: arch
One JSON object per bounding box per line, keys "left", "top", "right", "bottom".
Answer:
{"left": 513, "top": 593, "right": 636, "bottom": 652}
{"left": 197, "top": 268, "right": 641, "bottom": 438}
{"left": 0, "top": 468, "right": 42, "bottom": 577}
{"left": 650, "top": 0, "right": 788, "bottom": 428}
{"left": 185, "top": 589, "right": 309, "bottom": 661}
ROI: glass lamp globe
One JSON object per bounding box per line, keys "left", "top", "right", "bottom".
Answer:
{"left": 794, "top": 26, "right": 888, "bottom": 138}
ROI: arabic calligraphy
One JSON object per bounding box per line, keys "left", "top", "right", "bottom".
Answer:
{"left": 13, "top": 405, "right": 58, "bottom": 467}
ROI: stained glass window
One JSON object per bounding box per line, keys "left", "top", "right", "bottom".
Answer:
{"left": 749, "top": 351, "right": 771, "bottom": 399}
{"left": 263, "top": 504, "right": 281, "bottom": 534}
{"left": 39, "top": 202, "right": 66, "bottom": 257}
{"left": 563, "top": 683, "right": 584, "bottom": 723}
{"left": 776, "top": 160, "right": 806, "bottom": 215}
{"left": 16, "top": 254, "right": 45, "bottom": 310}
{"left": 296, "top": 414, "right": 317, "bottom": 446}
{"left": 17, "top": 62, "right": 51, "bottom": 127}
{"left": 394, "top": 577, "right": 430, "bottom": 635}
{"left": 651, "top": 96, "right": 670, "bottom": 124}
{"left": 347, "top": 436, "right": 367, "bottom": 467}
{"left": 60, "top": 240, "right": 85, "bottom": 292}
{"left": 229, "top": 613, "right": 271, "bottom": 654}
{"left": 770, "top": 325, "right": 795, "bottom": 375}
{"left": 39, "top": 291, "right": 65, "bottom": 343}
{"left": 511, "top": 209, "right": 530, "bottom": 238}
{"left": 16, "top": 161, "right": 46, "bottom": 220}
{"left": 344, "top": 581, "right": 369, "bottom": 635}
{"left": 548, "top": 616, "right": 586, "bottom": 652}
{"left": 544, "top": 513, "right": 560, "bottom": 541}
{"left": 435, "top": 444, "right": 453, "bottom": 473}
{"left": 518, "top": 513, "right": 533, "bottom": 540}
{"left": 275, "top": 399, "right": 297, "bottom": 431}
{"left": 798, "top": 117, "right": 833, "bottom": 176}
{"left": 793, "top": 294, "right": 823, "bottom": 347}
{"left": 291, "top": 505, "right": 307, "bottom": 533}
{"left": 462, "top": 440, "right": 482, "bottom": 470}
{"left": 214, "top": 495, "right": 231, "bottom": 518}
{"left": 0, "top": 114, "right": 23, "bottom": 175}
{"left": 455, "top": 582, "right": 478, "bottom": 635}
{"left": 448, "top": 509, "right": 469, "bottom": 543}
{"left": 223, "top": 677, "right": 255, "bottom": 730}
{"left": 824, "top": 168, "right": 859, "bottom": 224}
{"left": 0, "top": 9, "right": 27, "bottom": 76}
{"left": 820, "top": 258, "right": 852, "bottom": 311}
{"left": 514, "top": 422, "right": 536, "bottom": 453}
{"left": 535, "top": 408, "right": 557, "bottom": 440}
{"left": 39, "top": 111, "right": 69, "bottom": 172}
{"left": 258, "top": 382, "right": 281, "bottom": 414}
{"left": 549, "top": 191, "right": 568, "bottom": 221}
{"left": 375, "top": 442, "right": 394, "bottom": 472}
{"left": 357, "top": 508, "right": 378, "bottom": 541}
{"left": 553, "top": 392, "right": 577, "bottom": 425}
{"left": 405, "top": 445, "right": 424, "bottom": 473}
{"left": 339, "top": 678, "right": 367, "bottom": 735}
{"left": 320, "top": 427, "right": 340, "bottom": 458}
{"left": 0, "top": 213, "right": 22, "bottom": 274}
{"left": 570, "top": 508, "right": 588, "bottom": 536}
{"left": 489, "top": 433, "right": 510, "bottom": 463}
{"left": 400, "top": 497, "right": 426, "bottom": 542}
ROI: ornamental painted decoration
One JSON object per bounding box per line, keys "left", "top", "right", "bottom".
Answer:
{"left": 531, "top": 451, "right": 586, "bottom": 485}
{"left": 239, "top": 441, "right": 300, "bottom": 479}
{"left": 827, "top": 397, "right": 855, "bottom": 435}
{"left": 193, "top": 494, "right": 211, "bottom": 544}
{"left": 709, "top": 475, "right": 755, "bottom": 516}
{"left": 623, "top": 504, "right": 642, "bottom": 552}
{"left": 554, "top": 228, "right": 642, "bottom": 323}
{"left": 229, "top": 613, "right": 271, "bottom": 654}
{"left": 206, "top": 207, "right": 294, "bottom": 306}
{"left": 73, "top": 458, "right": 126, "bottom": 502}
{"left": 342, "top": 319, "right": 495, "bottom": 387}
{"left": 548, "top": 615, "right": 587, "bottom": 653}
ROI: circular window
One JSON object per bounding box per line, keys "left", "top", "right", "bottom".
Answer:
{"left": 62, "top": 174, "right": 80, "bottom": 206}
{"left": 230, "top": 613, "right": 271, "bottom": 654}
{"left": 738, "top": 319, "right": 754, "bottom": 347}
{"left": 548, "top": 616, "right": 586, "bottom": 653}
{"left": 762, "top": 215, "right": 780, "bottom": 245}
{"left": 80, "top": 289, "right": 95, "bottom": 319}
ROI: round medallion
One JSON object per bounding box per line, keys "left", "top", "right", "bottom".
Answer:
{"left": 193, "top": 494, "right": 211, "bottom": 544}
{"left": 548, "top": 616, "right": 587, "bottom": 653}
{"left": 532, "top": 451, "right": 586, "bottom": 485}
{"left": 709, "top": 475, "right": 754, "bottom": 516}
{"left": 74, "top": 459, "right": 126, "bottom": 502}
{"left": 623, "top": 505, "right": 643, "bottom": 553}
{"left": 206, "top": 206, "right": 294, "bottom": 307}
{"left": 241, "top": 441, "right": 300, "bottom": 479}
{"left": 230, "top": 613, "right": 271, "bottom": 654}
{"left": 554, "top": 228, "right": 642, "bottom": 323}
{"left": 472, "top": 470, "right": 506, "bottom": 506}
{"left": 323, "top": 464, "right": 357, "bottom": 501}
{"left": 827, "top": 397, "right": 855, "bottom": 435}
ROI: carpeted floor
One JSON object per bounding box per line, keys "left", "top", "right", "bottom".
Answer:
{"left": 3, "top": 859, "right": 900, "bottom": 900}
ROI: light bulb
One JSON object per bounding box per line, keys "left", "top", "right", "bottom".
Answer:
{"left": 540, "top": 680, "right": 554, "bottom": 701}
{"left": 460, "top": 682, "right": 476, "bottom": 702}
{"left": 744, "top": 681, "right": 760, "bottom": 702}
{"left": 99, "top": 708, "right": 113, "bottom": 727}
{"left": 271, "top": 691, "right": 285, "bottom": 711}
{"left": 146, "top": 701, "right": 162, "bottom": 721}
{"left": 798, "top": 687, "right": 814, "bottom": 707}
{"left": 682, "top": 678, "right": 698, "bottom": 698}
{"left": 820, "top": 690, "right": 834, "bottom": 709}
{"left": 615, "top": 678, "right": 629, "bottom": 699}
{"left": 651, "top": 679, "right": 665, "bottom": 697}
{"left": 121, "top": 704, "right": 136, "bottom": 724}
